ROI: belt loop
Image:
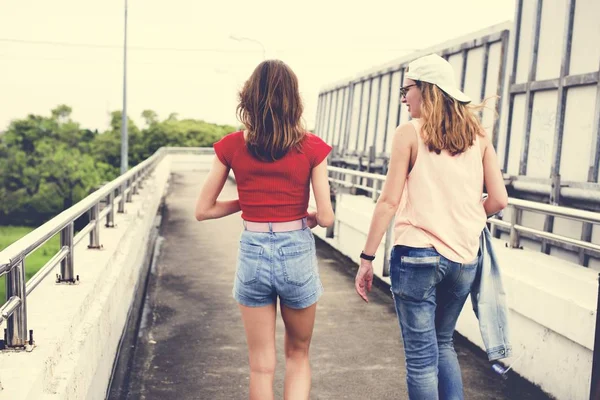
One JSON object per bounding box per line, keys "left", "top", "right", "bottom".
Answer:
{"left": 268, "top": 222, "right": 273, "bottom": 232}
{"left": 243, "top": 220, "right": 247, "bottom": 230}
{"left": 302, "top": 217, "right": 307, "bottom": 229}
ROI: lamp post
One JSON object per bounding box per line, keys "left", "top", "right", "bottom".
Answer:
{"left": 229, "top": 35, "right": 266, "bottom": 60}
{"left": 120, "top": 0, "right": 128, "bottom": 175}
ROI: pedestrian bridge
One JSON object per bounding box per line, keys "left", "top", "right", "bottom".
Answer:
{"left": 0, "top": 149, "right": 597, "bottom": 400}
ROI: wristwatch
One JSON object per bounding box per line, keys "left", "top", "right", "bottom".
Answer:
{"left": 360, "top": 251, "right": 375, "bottom": 261}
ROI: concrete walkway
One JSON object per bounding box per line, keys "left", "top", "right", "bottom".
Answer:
{"left": 123, "top": 170, "right": 550, "bottom": 400}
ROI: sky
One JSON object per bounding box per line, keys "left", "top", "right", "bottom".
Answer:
{"left": 0, "top": 0, "right": 516, "bottom": 132}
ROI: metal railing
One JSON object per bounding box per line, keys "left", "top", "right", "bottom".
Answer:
{"left": 327, "top": 166, "right": 600, "bottom": 276}
{"left": 0, "top": 147, "right": 215, "bottom": 350}
{"left": 3, "top": 148, "right": 597, "bottom": 350}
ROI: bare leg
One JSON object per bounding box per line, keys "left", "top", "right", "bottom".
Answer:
{"left": 238, "top": 303, "right": 277, "bottom": 400}
{"left": 280, "top": 303, "right": 317, "bottom": 400}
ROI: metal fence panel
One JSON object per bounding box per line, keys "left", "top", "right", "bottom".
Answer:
{"left": 561, "top": 86, "right": 597, "bottom": 182}
{"left": 317, "top": 23, "right": 511, "bottom": 164}
{"left": 514, "top": 0, "right": 536, "bottom": 84}
{"left": 507, "top": 94, "right": 527, "bottom": 175}
{"left": 506, "top": 0, "right": 600, "bottom": 190}
{"left": 527, "top": 91, "right": 558, "bottom": 179}
{"left": 482, "top": 42, "right": 503, "bottom": 142}
{"left": 364, "top": 77, "right": 380, "bottom": 153}
{"left": 331, "top": 88, "right": 345, "bottom": 149}
{"left": 570, "top": 0, "right": 600, "bottom": 75}
{"left": 463, "top": 47, "right": 485, "bottom": 104}
{"left": 536, "top": 0, "right": 568, "bottom": 81}
{"left": 385, "top": 70, "right": 403, "bottom": 143}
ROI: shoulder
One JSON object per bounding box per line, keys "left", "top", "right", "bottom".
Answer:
{"left": 213, "top": 130, "right": 244, "bottom": 166}
{"left": 301, "top": 132, "right": 330, "bottom": 149}
{"left": 301, "top": 132, "right": 332, "bottom": 166}
{"left": 214, "top": 130, "right": 244, "bottom": 146}
{"left": 303, "top": 132, "right": 325, "bottom": 144}
{"left": 477, "top": 130, "right": 490, "bottom": 158}
{"left": 392, "top": 122, "right": 418, "bottom": 147}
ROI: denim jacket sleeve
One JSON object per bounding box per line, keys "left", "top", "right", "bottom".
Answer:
{"left": 470, "top": 226, "right": 512, "bottom": 361}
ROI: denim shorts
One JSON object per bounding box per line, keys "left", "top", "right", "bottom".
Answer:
{"left": 233, "top": 226, "right": 323, "bottom": 309}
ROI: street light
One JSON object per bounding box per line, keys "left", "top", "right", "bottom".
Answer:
{"left": 120, "top": 0, "right": 128, "bottom": 175}
{"left": 229, "top": 35, "right": 266, "bottom": 60}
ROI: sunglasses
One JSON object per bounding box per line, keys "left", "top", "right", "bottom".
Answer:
{"left": 399, "top": 84, "right": 417, "bottom": 98}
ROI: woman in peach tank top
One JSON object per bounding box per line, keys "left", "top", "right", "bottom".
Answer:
{"left": 355, "top": 54, "right": 508, "bottom": 400}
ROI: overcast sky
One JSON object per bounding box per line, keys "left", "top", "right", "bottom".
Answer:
{"left": 1, "top": 0, "right": 515, "bottom": 132}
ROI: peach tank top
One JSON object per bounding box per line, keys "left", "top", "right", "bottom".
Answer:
{"left": 393, "top": 119, "right": 487, "bottom": 263}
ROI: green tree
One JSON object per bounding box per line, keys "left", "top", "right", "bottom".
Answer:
{"left": 141, "top": 109, "right": 158, "bottom": 126}
{"left": 0, "top": 105, "right": 235, "bottom": 226}
{"left": 37, "top": 142, "right": 104, "bottom": 210}
{"left": 0, "top": 107, "right": 112, "bottom": 225}
{"left": 50, "top": 104, "right": 73, "bottom": 121}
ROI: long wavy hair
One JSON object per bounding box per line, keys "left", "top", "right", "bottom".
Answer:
{"left": 417, "top": 81, "right": 489, "bottom": 156}
{"left": 236, "top": 60, "right": 305, "bottom": 161}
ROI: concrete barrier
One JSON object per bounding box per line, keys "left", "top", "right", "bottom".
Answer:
{"left": 0, "top": 156, "right": 172, "bottom": 399}
{"left": 310, "top": 192, "right": 598, "bottom": 400}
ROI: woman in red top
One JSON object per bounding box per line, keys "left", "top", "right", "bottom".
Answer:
{"left": 195, "top": 59, "right": 334, "bottom": 400}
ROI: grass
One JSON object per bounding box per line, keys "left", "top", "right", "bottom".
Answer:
{"left": 0, "top": 226, "right": 61, "bottom": 302}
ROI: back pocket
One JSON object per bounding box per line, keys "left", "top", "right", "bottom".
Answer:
{"left": 393, "top": 255, "right": 440, "bottom": 301}
{"left": 280, "top": 242, "right": 315, "bottom": 286}
{"left": 236, "top": 242, "right": 263, "bottom": 284}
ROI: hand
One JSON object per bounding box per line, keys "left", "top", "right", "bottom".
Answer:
{"left": 307, "top": 211, "right": 318, "bottom": 229}
{"left": 355, "top": 259, "right": 374, "bottom": 303}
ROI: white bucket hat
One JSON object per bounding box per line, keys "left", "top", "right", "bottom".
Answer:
{"left": 405, "top": 54, "right": 471, "bottom": 104}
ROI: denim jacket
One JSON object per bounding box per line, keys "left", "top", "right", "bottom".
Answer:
{"left": 471, "top": 226, "right": 512, "bottom": 361}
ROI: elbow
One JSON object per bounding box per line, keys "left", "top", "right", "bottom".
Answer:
{"left": 318, "top": 212, "right": 335, "bottom": 228}
{"left": 195, "top": 199, "right": 215, "bottom": 221}
{"left": 498, "top": 195, "right": 509, "bottom": 211}
{"left": 378, "top": 195, "right": 400, "bottom": 212}
{"left": 195, "top": 212, "right": 206, "bottom": 221}
{"left": 195, "top": 208, "right": 209, "bottom": 221}
{"left": 494, "top": 190, "right": 509, "bottom": 211}
{"left": 486, "top": 194, "right": 508, "bottom": 216}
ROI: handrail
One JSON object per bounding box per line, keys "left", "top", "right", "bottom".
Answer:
{"left": 0, "top": 149, "right": 164, "bottom": 274}
{"left": 326, "top": 166, "right": 600, "bottom": 274}
{"left": 0, "top": 146, "right": 215, "bottom": 349}
{"left": 2, "top": 149, "right": 596, "bottom": 349}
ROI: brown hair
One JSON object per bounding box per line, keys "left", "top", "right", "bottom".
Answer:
{"left": 236, "top": 60, "right": 305, "bottom": 161}
{"left": 417, "top": 82, "right": 488, "bottom": 155}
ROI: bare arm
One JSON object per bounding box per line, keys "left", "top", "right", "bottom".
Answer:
{"left": 310, "top": 158, "right": 335, "bottom": 227}
{"left": 355, "top": 123, "right": 413, "bottom": 302}
{"left": 195, "top": 156, "right": 241, "bottom": 221}
{"left": 481, "top": 135, "right": 508, "bottom": 216}
{"left": 362, "top": 123, "right": 414, "bottom": 256}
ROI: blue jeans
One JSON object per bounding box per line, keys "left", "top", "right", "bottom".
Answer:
{"left": 233, "top": 225, "right": 323, "bottom": 309}
{"left": 390, "top": 245, "right": 478, "bottom": 400}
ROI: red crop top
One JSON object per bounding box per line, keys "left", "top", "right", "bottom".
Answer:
{"left": 213, "top": 131, "right": 332, "bottom": 222}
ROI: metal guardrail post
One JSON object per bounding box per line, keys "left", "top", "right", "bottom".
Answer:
{"left": 132, "top": 173, "right": 139, "bottom": 195}
{"left": 106, "top": 191, "right": 115, "bottom": 227}
{"left": 542, "top": 173, "right": 562, "bottom": 254}
{"left": 382, "top": 220, "right": 394, "bottom": 277}
{"left": 371, "top": 180, "right": 379, "bottom": 202}
{"left": 137, "top": 169, "right": 145, "bottom": 189}
{"left": 326, "top": 189, "right": 337, "bottom": 239}
{"left": 126, "top": 179, "right": 133, "bottom": 203}
{"left": 118, "top": 183, "right": 126, "bottom": 213}
{"left": 490, "top": 214, "right": 499, "bottom": 238}
{"left": 581, "top": 223, "right": 593, "bottom": 267}
{"left": 58, "top": 222, "right": 75, "bottom": 283}
{"left": 88, "top": 204, "right": 101, "bottom": 249}
{"left": 367, "top": 146, "right": 376, "bottom": 184}
{"left": 590, "top": 273, "right": 600, "bottom": 400}
{"left": 6, "top": 260, "right": 27, "bottom": 347}
{"left": 509, "top": 207, "right": 523, "bottom": 249}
